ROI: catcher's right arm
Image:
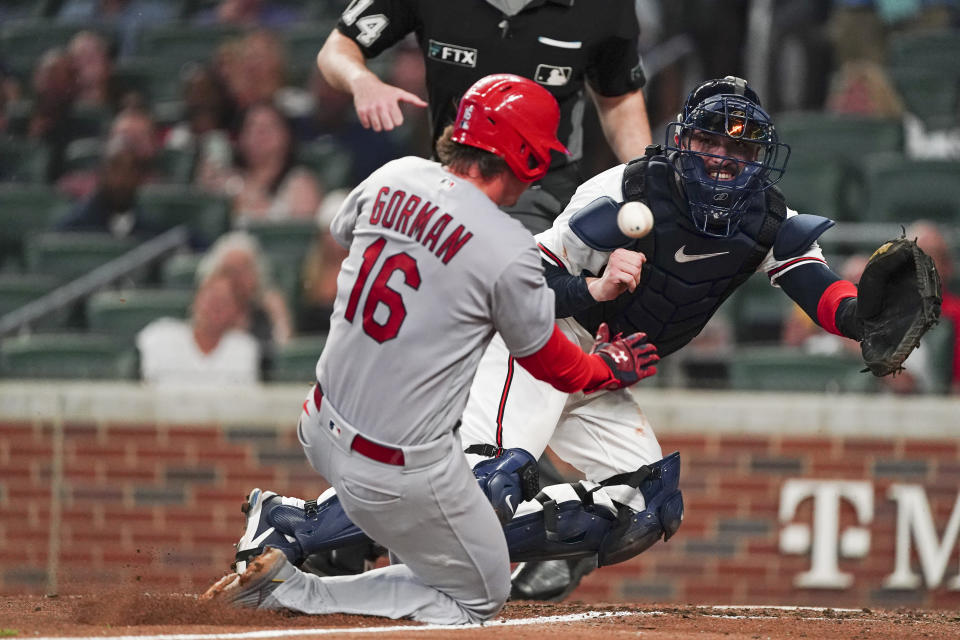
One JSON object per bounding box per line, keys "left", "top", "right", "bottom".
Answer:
{"left": 853, "top": 235, "right": 942, "bottom": 377}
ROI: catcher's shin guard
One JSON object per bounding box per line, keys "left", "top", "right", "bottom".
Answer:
{"left": 469, "top": 446, "right": 541, "bottom": 524}
{"left": 503, "top": 452, "right": 683, "bottom": 565}
{"left": 234, "top": 487, "right": 372, "bottom": 572}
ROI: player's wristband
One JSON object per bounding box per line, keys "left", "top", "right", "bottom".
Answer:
{"left": 835, "top": 297, "right": 863, "bottom": 341}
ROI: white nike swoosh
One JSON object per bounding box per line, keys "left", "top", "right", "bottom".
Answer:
{"left": 505, "top": 494, "right": 515, "bottom": 513}
{"left": 538, "top": 36, "right": 582, "bottom": 49}
{"left": 674, "top": 246, "right": 730, "bottom": 263}
{"left": 249, "top": 527, "right": 276, "bottom": 548}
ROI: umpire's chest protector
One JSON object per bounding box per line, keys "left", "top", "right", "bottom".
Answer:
{"left": 576, "top": 153, "right": 785, "bottom": 357}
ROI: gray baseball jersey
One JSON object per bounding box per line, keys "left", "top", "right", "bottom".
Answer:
{"left": 316, "top": 156, "right": 555, "bottom": 446}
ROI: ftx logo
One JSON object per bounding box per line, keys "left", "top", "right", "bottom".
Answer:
{"left": 428, "top": 39, "right": 477, "bottom": 67}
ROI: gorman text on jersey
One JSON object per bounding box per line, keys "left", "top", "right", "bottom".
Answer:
{"left": 370, "top": 186, "right": 473, "bottom": 265}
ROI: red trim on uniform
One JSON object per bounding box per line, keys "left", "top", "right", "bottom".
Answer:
{"left": 516, "top": 324, "right": 611, "bottom": 393}
{"left": 817, "top": 280, "right": 858, "bottom": 336}
{"left": 496, "top": 357, "right": 515, "bottom": 447}
{"left": 351, "top": 435, "right": 405, "bottom": 466}
{"left": 538, "top": 243, "right": 565, "bottom": 268}
{"left": 767, "top": 256, "right": 826, "bottom": 278}
{"left": 314, "top": 384, "right": 404, "bottom": 465}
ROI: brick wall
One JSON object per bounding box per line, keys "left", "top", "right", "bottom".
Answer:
{"left": 1, "top": 383, "right": 958, "bottom": 608}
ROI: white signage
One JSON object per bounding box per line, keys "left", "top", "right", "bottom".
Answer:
{"left": 779, "top": 480, "right": 960, "bottom": 590}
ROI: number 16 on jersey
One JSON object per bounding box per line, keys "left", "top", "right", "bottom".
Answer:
{"left": 344, "top": 237, "right": 422, "bottom": 343}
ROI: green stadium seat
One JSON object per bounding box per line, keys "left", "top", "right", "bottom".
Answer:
{"left": 0, "top": 185, "right": 71, "bottom": 269}
{"left": 283, "top": 21, "right": 338, "bottom": 83}
{"left": 62, "top": 137, "right": 104, "bottom": 173}
{"left": 0, "top": 273, "right": 60, "bottom": 316}
{"left": 297, "top": 138, "right": 354, "bottom": 191}
{"left": 0, "top": 135, "right": 50, "bottom": 184}
{"left": 0, "top": 20, "right": 116, "bottom": 62}
{"left": 266, "top": 333, "right": 327, "bottom": 383}
{"left": 776, "top": 158, "right": 846, "bottom": 220}
{"left": 136, "top": 24, "right": 246, "bottom": 66}
{"left": 886, "top": 30, "right": 960, "bottom": 76}
{"left": 112, "top": 57, "right": 188, "bottom": 105}
{"left": 862, "top": 155, "right": 960, "bottom": 224}
{"left": 160, "top": 252, "right": 203, "bottom": 289}
{"left": 776, "top": 113, "right": 904, "bottom": 167}
{"left": 24, "top": 232, "right": 141, "bottom": 282}
{"left": 137, "top": 184, "right": 232, "bottom": 248}
{"left": 245, "top": 220, "right": 318, "bottom": 266}
{"left": 726, "top": 275, "right": 793, "bottom": 345}
{"left": 920, "top": 317, "right": 955, "bottom": 395}
{"left": 156, "top": 147, "right": 196, "bottom": 184}
{"left": 889, "top": 67, "right": 959, "bottom": 130}
{"left": 0, "top": 332, "right": 137, "bottom": 380}
{"left": 728, "top": 346, "right": 876, "bottom": 393}
{"left": 0, "top": 0, "right": 63, "bottom": 19}
{"left": 86, "top": 288, "right": 193, "bottom": 339}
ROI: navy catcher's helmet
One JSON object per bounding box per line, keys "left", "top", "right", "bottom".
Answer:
{"left": 666, "top": 76, "right": 790, "bottom": 237}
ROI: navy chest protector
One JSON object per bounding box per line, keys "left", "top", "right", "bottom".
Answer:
{"left": 573, "top": 152, "right": 786, "bottom": 357}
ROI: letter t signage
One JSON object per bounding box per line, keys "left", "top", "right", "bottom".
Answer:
{"left": 779, "top": 480, "right": 873, "bottom": 589}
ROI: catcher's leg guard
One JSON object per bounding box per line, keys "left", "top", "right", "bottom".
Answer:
{"left": 598, "top": 451, "right": 683, "bottom": 566}
{"left": 469, "top": 446, "right": 540, "bottom": 524}
{"left": 503, "top": 452, "right": 683, "bottom": 565}
{"left": 234, "top": 487, "right": 373, "bottom": 572}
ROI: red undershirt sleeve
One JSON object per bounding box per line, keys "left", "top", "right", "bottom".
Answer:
{"left": 514, "top": 324, "right": 612, "bottom": 393}
{"left": 817, "top": 280, "right": 858, "bottom": 336}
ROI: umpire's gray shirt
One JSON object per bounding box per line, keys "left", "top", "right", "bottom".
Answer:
{"left": 317, "top": 156, "right": 555, "bottom": 446}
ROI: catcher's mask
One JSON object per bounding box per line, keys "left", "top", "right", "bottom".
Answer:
{"left": 666, "top": 76, "right": 790, "bottom": 237}
{"left": 451, "top": 73, "right": 569, "bottom": 183}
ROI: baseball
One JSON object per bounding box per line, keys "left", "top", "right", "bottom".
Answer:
{"left": 617, "top": 201, "right": 654, "bottom": 238}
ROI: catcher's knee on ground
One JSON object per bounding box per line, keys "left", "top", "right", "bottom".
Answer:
{"left": 504, "top": 452, "right": 683, "bottom": 566}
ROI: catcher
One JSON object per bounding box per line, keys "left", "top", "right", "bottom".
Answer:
{"left": 221, "top": 76, "right": 942, "bottom": 601}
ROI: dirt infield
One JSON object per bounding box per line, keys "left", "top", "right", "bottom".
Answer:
{"left": 2, "top": 592, "right": 959, "bottom": 639}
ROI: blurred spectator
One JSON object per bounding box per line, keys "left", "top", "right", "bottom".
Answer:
{"left": 164, "top": 64, "right": 235, "bottom": 156}
{"left": 57, "top": 0, "right": 179, "bottom": 58}
{"left": 110, "top": 105, "right": 160, "bottom": 166}
{"left": 197, "top": 100, "right": 322, "bottom": 225}
{"left": 216, "top": 30, "right": 287, "bottom": 112}
{"left": 54, "top": 137, "right": 154, "bottom": 238}
{"left": 193, "top": 0, "right": 302, "bottom": 28}
{"left": 137, "top": 272, "right": 260, "bottom": 385}
{"left": 907, "top": 220, "right": 960, "bottom": 393}
{"left": 298, "top": 208, "right": 349, "bottom": 334}
{"left": 67, "top": 31, "right": 114, "bottom": 110}
{"left": 825, "top": 0, "right": 958, "bottom": 118}
{"left": 26, "top": 49, "right": 82, "bottom": 181}
{"left": 57, "top": 105, "right": 160, "bottom": 199}
{"left": 195, "top": 231, "right": 294, "bottom": 370}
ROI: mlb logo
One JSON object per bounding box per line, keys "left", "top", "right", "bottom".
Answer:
{"left": 535, "top": 64, "right": 572, "bottom": 87}
{"left": 329, "top": 420, "right": 341, "bottom": 438}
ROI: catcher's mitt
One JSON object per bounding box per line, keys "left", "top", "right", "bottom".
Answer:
{"left": 857, "top": 235, "right": 942, "bottom": 376}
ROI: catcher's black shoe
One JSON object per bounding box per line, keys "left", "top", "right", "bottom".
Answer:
{"left": 510, "top": 556, "right": 597, "bottom": 601}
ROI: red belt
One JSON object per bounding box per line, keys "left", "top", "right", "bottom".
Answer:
{"left": 314, "top": 384, "right": 405, "bottom": 466}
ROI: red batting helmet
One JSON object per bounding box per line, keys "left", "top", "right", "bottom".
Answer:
{"left": 451, "top": 73, "right": 568, "bottom": 183}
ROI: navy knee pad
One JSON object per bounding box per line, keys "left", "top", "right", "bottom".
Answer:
{"left": 470, "top": 447, "right": 540, "bottom": 524}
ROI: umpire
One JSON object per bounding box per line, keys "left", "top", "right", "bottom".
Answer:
{"left": 317, "top": 0, "right": 652, "bottom": 234}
